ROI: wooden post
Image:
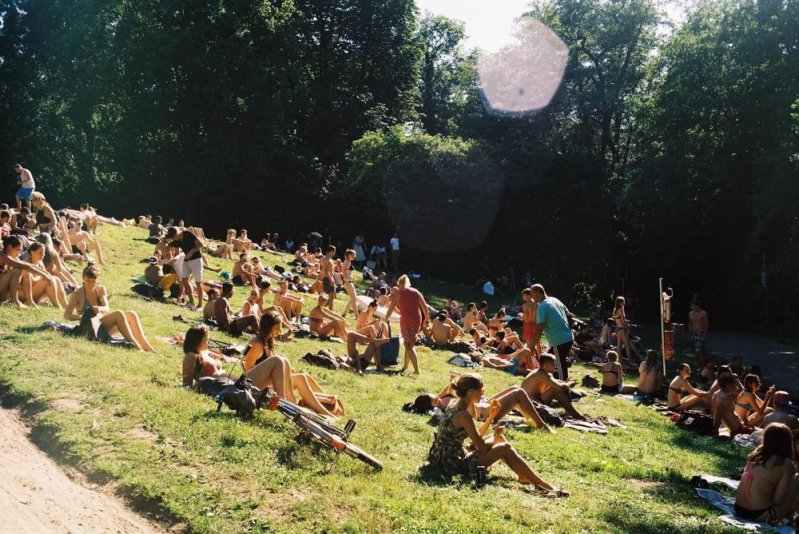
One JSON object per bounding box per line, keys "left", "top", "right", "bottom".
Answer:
{"left": 659, "top": 278, "right": 666, "bottom": 376}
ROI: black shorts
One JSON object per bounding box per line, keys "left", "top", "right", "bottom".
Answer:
{"left": 71, "top": 245, "right": 80, "bottom": 254}
{"left": 232, "top": 275, "right": 244, "bottom": 286}
{"left": 734, "top": 503, "right": 769, "bottom": 521}
{"left": 323, "top": 278, "right": 335, "bottom": 294}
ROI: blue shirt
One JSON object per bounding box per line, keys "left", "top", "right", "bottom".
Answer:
{"left": 536, "top": 297, "right": 573, "bottom": 346}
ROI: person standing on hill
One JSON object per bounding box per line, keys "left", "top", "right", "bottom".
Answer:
{"left": 14, "top": 164, "right": 35, "bottom": 211}
{"left": 390, "top": 233, "right": 400, "bottom": 271}
{"left": 384, "top": 274, "right": 429, "bottom": 375}
{"left": 528, "top": 284, "right": 574, "bottom": 380}
{"left": 319, "top": 245, "right": 337, "bottom": 310}
{"left": 167, "top": 226, "right": 204, "bottom": 311}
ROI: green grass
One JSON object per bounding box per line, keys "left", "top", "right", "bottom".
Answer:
{"left": 0, "top": 224, "right": 747, "bottom": 533}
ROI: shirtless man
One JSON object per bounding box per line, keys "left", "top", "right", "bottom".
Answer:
{"left": 232, "top": 252, "right": 258, "bottom": 287}
{"left": 274, "top": 279, "right": 303, "bottom": 321}
{"left": 463, "top": 302, "right": 488, "bottom": 334}
{"left": 712, "top": 373, "right": 751, "bottom": 436}
{"left": 212, "top": 282, "right": 258, "bottom": 337}
{"left": 520, "top": 288, "right": 539, "bottom": 352}
{"left": 66, "top": 222, "right": 106, "bottom": 264}
{"left": 318, "top": 245, "right": 337, "bottom": 310}
{"left": 430, "top": 312, "right": 464, "bottom": 346}
{"left": 763, "top": 391, "right": 799, "bottom": 431}
{"left": 308, "top": 295, "right": 348, "bottom": 339}
{"left": 347, "top": 330, "right": 392, "bottom": 372}
{"left": 203, "top": 288, "right": 220, "bottom": 320}
{"left": 688, "top": 299, "right": 709, "bottom": 354}
{"left": 233, "top": 229, "right": 254, "bottom": 252}
{"left": 521, "top": 354, "right": 585, "bottom": 419}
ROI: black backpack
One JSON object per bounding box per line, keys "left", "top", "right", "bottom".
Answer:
{"left": 131, "top": 283, "right": 163, "bottom": 301}
{"left": 677, "top": 410, "right": 714, "bottom": 435}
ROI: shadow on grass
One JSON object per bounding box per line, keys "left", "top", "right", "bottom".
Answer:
{"left": 667, "top": 430, "right": 745, "bottom": 477}
{"left": 409, "top": 462, "right": 458, "bottom": 487}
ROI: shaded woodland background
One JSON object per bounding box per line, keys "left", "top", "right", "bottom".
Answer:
{"left": 1, "top": 0, "right": 797, "bottom": 332}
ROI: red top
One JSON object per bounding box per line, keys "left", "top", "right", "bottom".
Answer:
{"left": 398, "top": 287, "right": 423, "bottom": 328}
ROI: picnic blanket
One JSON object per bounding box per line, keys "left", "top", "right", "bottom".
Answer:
{"left": 694, "top": 475, "right": 793, "bottom": 533}
{"left": 42, "top": 321, "right": 134, "bottom": 348}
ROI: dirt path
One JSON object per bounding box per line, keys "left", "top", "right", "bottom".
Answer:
{"left": 0, "top": 407, "right": 161, "bottom": 534}
{"left": 705, "top": 330, "right": 799, "bottom": 390}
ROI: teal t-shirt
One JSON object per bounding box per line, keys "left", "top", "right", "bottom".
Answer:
{"left": 536, "top": 297, "right": 573, "bottom": 346}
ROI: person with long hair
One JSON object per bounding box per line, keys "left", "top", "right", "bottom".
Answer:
{"left": 612, "top": 296, "right": 637, "bottom": 362}
{"left": 340, "top": 249, "right": 357, "bottom": 317}
{"left": 384, "top": 274, "right": 429, "bottom": 375}
{"left": 637, "top": 350, "right": 662, "bottom": 397}
{"left": 243, "top": 311, "right": 341, "bottom": 416}
{"left": 13, "top": 242, "right": 68, "bottom": 308}
{"left": 0, "top": 235, "right": 58, "bottom": 306}
{"left": 734, "top": 374, "right": 775, "bottom": 427}
{"left": 667, "top": 363, "right": 708, "bottom": 411}
{"left": 64, "top": 264, "right": 156, "bottom": 352}
{"left": 735, "top": 423, "right": 799, "bottom": 522}
{"left": 36, "top": 233, "right": 78, "bottom": 286}
{"left": 181, "top": 325, "right": 225, "bottom": 388}
{"left": 427, "top": 373, "right": 564, "bottom": 494}
{"left": 308, "top": 295, "right": 349, "bottom": 339}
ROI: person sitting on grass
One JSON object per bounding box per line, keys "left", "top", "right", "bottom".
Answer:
{"left": 252, "top": 281, "right": 295, "bottom": 332}
{"left": 521, "top": 354, "right": 585, "bottom": 420}
{"left": 700, "top": 357, "right": 717, "bottom": 386}
{"left": 233, "top": 229, "right": 254, "bottom": 252}
{"left": 181, "top": 325, "right": 225, "bottom": 388}
{"left": 485, "top": 329, "right": 524, "bottom": 355}
{"left": 712, "top": 373, "right": 754, "bottom": 437}
{"left": 469, "top": 327, "right": 488, "bottom": 349}
{"left": 213, "top": 282, "right": 259, "bottom": 337}
{"left": 464, "top": 302, "right": 489, "bottom": 334}
{"left": 355, "top": 299, "right": 385, "bottom": 337}
{"left": 274, "top": 279, "right": 303, "bottom": 321}
{"left": 0, "top": 235, "right": 58, "bottom": 307}
{"left": 203, "top": 288, "right": 220, "bottom": 321}
{"left": 667, "top": 363, "right": 708, "bottom": 411}
{"left": 427, "top": 373, "right": 564, "bottom": 494}
{"left": 735, "top": 374, "right": 775, "bottom": 428}
{"left": 35, "top": 233, "right": 78, "bottom": 287}
{"left": 64, "top": 264, "right": 156, "bottom": 352}
{"left": 375, "top": 286, "right": 390, "bottom": 307}
{"left": 243, "top": 311, "right": 340, "bottom": 416}
{"left": 734, "top": 423, "right": 799, "bottom": 523}
{"left": 13, "top": 242, "right": 68, "bottom": 308}
{"left": 241, "top": 288, "right": 262, "bottom": 321}
{"left": 308, "top": 295, "right": 349, "bottom": 340}
{"left": 763, "top": 392, "right": 799, "bottom": 431}
{"left": 212, "top": 229, "right": 236, "bottom": 260}
{"left": 430, "top": 312, "right": 465, "bottom": 347}
{"left": 636, "top": 350, "right": 662, "bottom": 398}
{"left": 346, "top": 330, "right": 392, "bottom": 372}
{"left": 232, "top": 252, "right": 258, "bottom": 287}
{"left": 600, "top": 351, "right": 625, "bottom": 394}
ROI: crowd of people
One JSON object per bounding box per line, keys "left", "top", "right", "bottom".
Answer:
{"left": 5, "top": 162, "right": 799, "bottom": 523}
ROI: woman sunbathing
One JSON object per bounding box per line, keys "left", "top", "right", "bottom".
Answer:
{"left": 734, "top": 423, "right": 799, "bottom": 523}
{"left": 66, "top": 221, "right": 106, "bottom": 265}
{"left": 213, "top": 229, "right": 236, "bottom": 260}
{"left": 14, "top": 242, "right": 68, "bottom": 308}
{"left": 600, "top": 351, "right": 624, "bottom": 394}
{"left": 356, "top": 300, "right": 383, "bottom": 337}
{"left": 735, "top": 374, "right": 775, "bottom": 427}
{"left": 308, "top": 295, "right": 349, "bottom": 339}
{"left": 243, "top": 311, "right": 341, "bottom": 416}
{"left": 0, "top": 235, "right": 58, "bottom": 306}
{"left": 64, "top": 264, "right": 156, "bottom": 352}
{"left": 340, "top": 249, "right": 357, "bottom": 317}
{"left": 181, "top": 325, "right": 226, "bottom": 387}
{"left": 427, "top": 374, "right": 563, "bottom": 493}
{"left": 30, "top": 192, "right": 64, "bottom": 235}
{"left": 36, "top": 233, "right": 78, "bottom": 286}
{"left": 487, "top": 309, "right": 506, "bottom": 336}
{"left": 666, "top": 363, "right": 708, "bottom": 411}
{"left": 636, "top": 350, "right": 662, "bottom": 397}
{"left": 274, "top": 279, "right": 303, "bottom": 320}
{"left": 463, "top": 303, "right": 488, "bottom": 334}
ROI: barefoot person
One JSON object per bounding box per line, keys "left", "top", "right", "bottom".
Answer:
{"left": 213, "top": 282, "right": 259, "bottom": 337}
{"left": 64, "top": 264, "right": 156, "bottom": 352}
{"left": 667, "top": 363, "right": 708, "bottom": 411}
{"left": 167, "top": 226, "right": 204, "bottom": 310}
{"left": 734, "top": 423, "right": 799, "bottom": 523}
{"left": 0, "top": 236, "right": 58, "bottom": 306}
{"left": 319, "top": 245, "right": 337, "bottom": 309}
{"left": 308, "top": 295, "right": 349, "bottom": 340}
{"left": 14, "top": 163, "right": 35, "bottom": 211}
{"left": 521, "top": 355, "right": 585, "bottom": 420}
{"left": 528, "top": 284, "right": 574, "bottom": 380}
{"left": 384, "top": 274, "right": 429, "bottom": 375}
{"left": 520, "top": 288, "right": 540, "bottom": 353}
{"left": 428, "top": 374, "right": 564, "bottom": 494}
{"left": 13, "top": 242, "right": 68, "bottom": 308}
{"left": 340, "top": 249, "right": 357, "bottom": 317}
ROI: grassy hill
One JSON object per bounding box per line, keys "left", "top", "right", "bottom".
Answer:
{"left": 0, "top": 224, "right": 746, "bottom": 533}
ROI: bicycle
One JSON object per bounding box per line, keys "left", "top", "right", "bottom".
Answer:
{"left": 257, "top": 388, "right": 384, "bottom": 471}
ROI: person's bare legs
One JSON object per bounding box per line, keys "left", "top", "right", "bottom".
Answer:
{"left": 477, "top": 442, "right": 556, "bottom": 490}
{"left": 493, "top": 387, "right": 553, "bottom": 431}
{"left": 401, "top": 340, "right": 420, "bottom": 375}
{"left": 90, "top": 240, "right": 106, "bottom": 265}
{"left": 181, "top": 277, "right": 194, "bottom": 307}
{"left": 326, "top": 291, "right": 335, "bottom": 310}
{"left": 679, "top": 394, "right": 706, "bottom": 411}
{"left": 246, "top": 356, "right": 294, "bottom": 401}
{"left": 123, "top": 311, "right": 156, "bottom": 352}
{"left": 100, "top": 311, "right": 144, "bottom": 351}
{"left": 291, "top": 374, "right": 334, "bottom": 416}
{"left": 15, "top": 271, "right": 34, "bottom": 307}
{"left": 233, "top": 315, "right": 259, "bottom": 334}
{"left": 342, "top": 283, "right": 356, "bottom": 316}
{"left": 543, "top": 387, "right": 584, "bottom": 420}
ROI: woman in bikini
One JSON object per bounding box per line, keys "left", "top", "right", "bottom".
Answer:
{"left": 428, "top": 374, "right": 562, "bottom": 493}
{"left": 0, "top": 235, "right": 58, "bottom": 306}
{"left": 735, "top": 374, "right": 775, "bottom": 427}
{"left": 15, "top": 242, "right": 68, "bottom": 308}
{"left": 600, "top": 351, "right": 624, "bottom": 394}
{"left": 64, "top": 264, "right": 156, "bottom": 352}
{"left": 308, "top": 295, "right": 349, "bottom": 339}
{"left": 667, "top": 363, "right": 708, "bottom": 411}
{"left": 636, "top": 350, "right": 662, "bottom": 397}
{"left": 735, "top": 423, "right": 799, "bottom": 523}
{"left": 243, "top": 311, "right": 341, "bottom": 416}
{"left": 181, "top": 325, "right": 226, "bottom": 388}
{"left": 274, "top": 279, "right": 303, "bottom": 321}
{"left": 463, "top": 302, "right": 489, "bottom": 334}
{"left": 356, "top": 299, "right": 384, "bottom": 337}
{"left": 340, "top": 249, "right": 357, "bottom": 317}
{"left": 30, "top": 192, "right": 63, "bottom": 235}
{"left": 213, "top": 229, "right": 236, "bottom": 259}
{"left": 612, "top": 296, "right": 637, "bottom": 362}
{"left": 36, "top": 233, "right": 78, "bottom": 286}
{"left": 487, "top": 308, "right": 505, "bottom": 336}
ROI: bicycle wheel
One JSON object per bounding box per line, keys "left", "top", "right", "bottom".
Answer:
{"left": 342, "top": 441, "right": 384, "bottom": 471}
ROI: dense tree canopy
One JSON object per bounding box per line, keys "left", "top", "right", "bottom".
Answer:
{"left": 1, "top": 0, "right": 797, "bottom": 332}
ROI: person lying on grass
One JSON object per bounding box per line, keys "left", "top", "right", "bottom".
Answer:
{"left": 636, "top": 350, "right": 662, "bottom": 398}
{"left": 487, "top": 308, "right": 506, "bottom": 336}
{"left": 13, "top": 242, "right": 68, "bottom": 308}
{"left": 734, "top": 374, "right": 774, "bottom": 428}
{"left": 213, "top": 282, "right": 258, "bottom": 337}
{"left": 521, "top": 354, "right": 585, "bottom": 420}
{"left": 407, "top": 374, "right": 553, "bottom": 433}
{"left": 0, "top": 235, "right": 58, "bottom": 307}
{"left": 469, "top": 327, "right": 488, "bottom": 349}
{"left": 309, "top": 294, "right": 349, "bottom": 340}
{"left": 242, "top": 312, "right": 341, "bottom": 416}
{"left": 667, "top": 363, "right": 708, "bottom": 411}
{"left": 427, "top": 373, "right": 564, "bottom": 494}
{"left": 64, "top": 264, "right": 156, "bottom": 352}
{"left": 484, "top": 329, "right": 524, "bottom": 355}
{"left": 712, "top": 373, "right": 754, "bottom": 436}
{"left": 734, "top": 423, "right": 799, "bottom": 523}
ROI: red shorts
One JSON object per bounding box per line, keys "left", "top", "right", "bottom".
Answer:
{"left": 523, "top": 322, "right": 535, "bottom": 343}
{"left": 401, "top": 322, "right": 421, "bottom": 344}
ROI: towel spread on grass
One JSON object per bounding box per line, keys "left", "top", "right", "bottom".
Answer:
{"left": 694, "top": 475, "right": 793, "bottom": 533}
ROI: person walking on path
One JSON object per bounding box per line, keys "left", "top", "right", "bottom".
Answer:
{"left": 390, "top": 233, "right": 400, "bottom": 271}
{"left": 384, "top": 274, "right": 429, "bottom": 375}
{"left": 14, "top": 164, "right": 35, "bottom": 211}
{"left": 528, "top": 284, "right": 574, "bottom": 380}
{"left": 689, "top": 299, "right": 709, "bottom": 355}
